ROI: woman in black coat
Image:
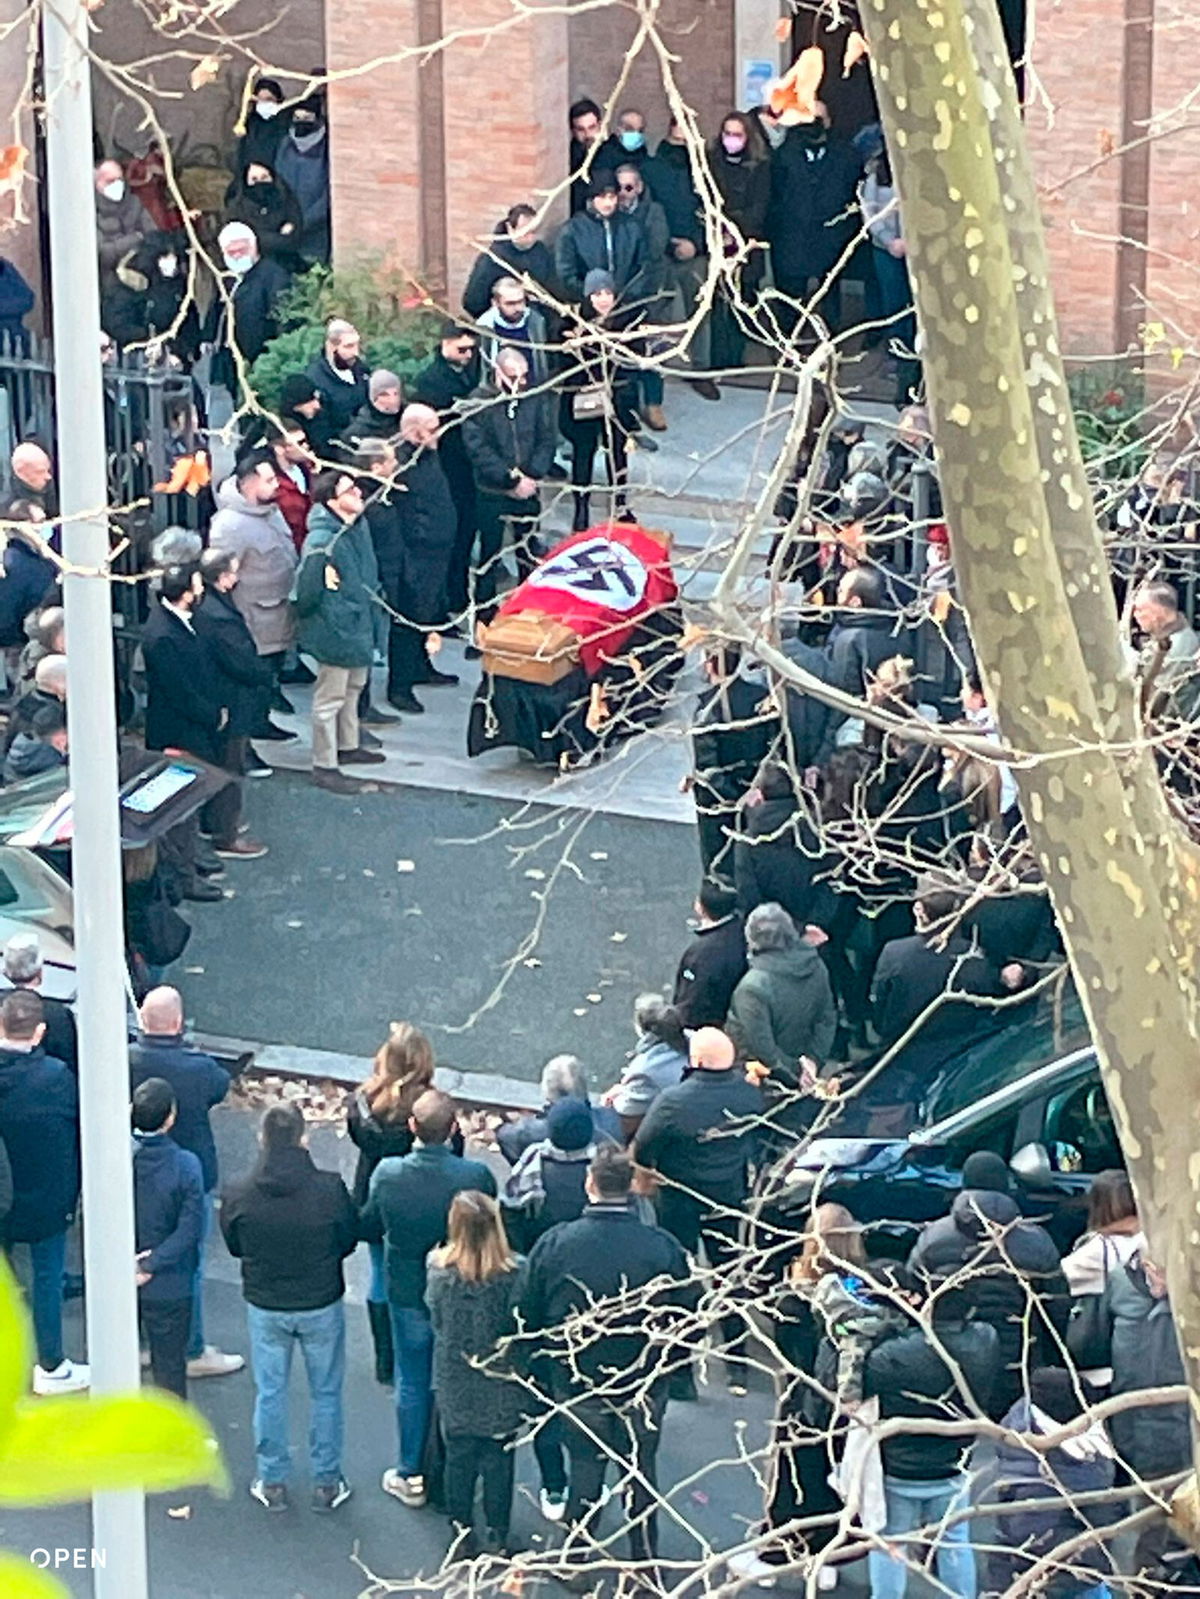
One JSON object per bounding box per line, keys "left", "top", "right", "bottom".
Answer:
{"left": 709, "top": 111, "right": 771, "bottom": 371}
{"left": 223, "top": 161, "right": 304, "bottom": 269}
{"left": 558, "top": 270, "right": 642, "bottom": 531}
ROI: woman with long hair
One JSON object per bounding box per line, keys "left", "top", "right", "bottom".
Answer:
{"left": 346, "top": 1022, "right": 436, "bottom": 1383}
{"left": 427, "top": 1191, "right": 527, "bottom": 1556}
{"left": 708, "top": 110, "right": 771, "bottom": 371}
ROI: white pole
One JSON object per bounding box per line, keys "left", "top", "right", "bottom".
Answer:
{"left": 41, "top": 0, "right": 149, "bottom": 1591}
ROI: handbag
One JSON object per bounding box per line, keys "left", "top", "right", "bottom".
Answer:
{"left": 1066, "top": 1238, "right": 1115, "bottom": 1369}
{"left": 572, "top": 383, "right": 613, "bottom": 422}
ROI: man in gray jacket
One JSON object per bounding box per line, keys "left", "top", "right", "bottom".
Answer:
{"left": 209, "top": 450, "right": 299, "bottom": 738}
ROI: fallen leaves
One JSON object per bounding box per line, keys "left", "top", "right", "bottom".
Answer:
{"left": 189, "top": 54, "right": 222, "bottom": 90}
{"left": 396, "top": 859, "right": 415, "bottom": 873}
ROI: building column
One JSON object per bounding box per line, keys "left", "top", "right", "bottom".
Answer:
{"left": 440, "top": 0, "right": 569, "bottom": 303}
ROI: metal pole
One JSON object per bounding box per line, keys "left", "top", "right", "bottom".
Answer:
{"left": 42, "top": 1, "right": 149, "bottom": 1592}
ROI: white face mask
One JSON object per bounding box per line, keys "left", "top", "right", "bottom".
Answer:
{"left": 256, "top": 101, "right": 280, "bottom": 120}
{"left": 223, "top": 252, "right": 254, "bottom": 275}
{"left": 101, "top": 179, "right": 125, "bottom": 202}
{"left": 157, "top": 255, "right": 179, "bottom": 278}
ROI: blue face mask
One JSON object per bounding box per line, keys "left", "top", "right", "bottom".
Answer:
{"left": 619, "top": 129, "right": 645, "bottom": 152}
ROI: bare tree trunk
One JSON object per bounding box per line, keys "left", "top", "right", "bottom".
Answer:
{"left": 855, "top": 0, "right": 1200, "bottom": 1459}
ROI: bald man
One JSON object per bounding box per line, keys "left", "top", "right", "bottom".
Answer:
{"left": 374, "top": 401, "right": 460, "bottom": 711}
{"left": 128, "top": 987, "right": 243, "bottom": 1380}
{"left": 633, "top": 1024, "right": 762, "bottom": 1397}
{"left": 7, "top": 443, "right": 56, "bottom": 521}
{"left": 2, "top": 651, "right": 67, "bottom": 757}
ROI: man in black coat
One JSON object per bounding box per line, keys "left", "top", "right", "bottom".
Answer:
{"left": 813, "top": 564, "right": 908, "bottom": 761}
{"left": 412, "top": 323, "right": 481, "bottom": 623}
{"left": 221, "top": 1102, "right": 359, "bottom": 1513}
{"left": 767, "top": 115, "right": 861, "bottom": 333}
{"left": 642, "top": 119, "right": 719, "bottom": 398}
{"left": 734, "top": 761, "right": 837, "bottom": 931}
{"left": 567, "top": 98, "right": 624, "bottom": 214}
{"left": 871, "top": 884, "right": 1009, "bottom": 1087}
{"left": 461, "top": 346, "right": 556, "bottom": 612}
{"left": 555, "top": 172, "right": 648, "bottom": 302}
{"left": 392, "top": 406, "right": 460, "bottom": 687}
{"left": 518, "top": 1146, "right": 694, "bottom": 1563}
{"left": 203, "top": 223, "right": 291, "bottom": 394}
{"left": 685, "top": 648, "right": 778, "bottom": 876}
{"left": 141, "top": 563, "right": 252, "bottom": 857}
{"left": 907, "top": 1150, "right": 1069, "bottom": 1419}
{"left": 633, "top": 1026, "right": 762, "bottom": 1395}
{"left": 671, "top": 878, "right": 747, "bottom": 1029}
{"left": 0, "top": 933, "right": 77, "bottom": 1074}
{"left": 129, "top": 984, "right": 242, "bottom": 1381}
{"left": 195, "top": 548, "right": 277, "bottom": 793}
{"left": 305, "top": 319, "right": 370, "bottom": 458}
{"left": 0, "top": 990, "right": 85, "bottom": 1392}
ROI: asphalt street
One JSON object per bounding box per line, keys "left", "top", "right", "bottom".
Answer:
{"left": 0, "top": 1109, "right": 782, "bottom": 1599}
{"left": 176, "top": 772, "right": 702, "bottom": 1086}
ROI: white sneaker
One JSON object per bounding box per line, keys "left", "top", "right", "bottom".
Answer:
{"left": 186, "top": 1346, "right": 244, "bottom": 1379}
{"left": 381, "top": 1469, "right": 426, "bottom": 1508}
{"left": 726, "top": 1550, "right": 777, "bottom": 1588}
{"left": 33, "top": 1359, "right": 90, "bottom": 1396}
{"left": 540, "top": 1487, "right": 568, "bottom": 1522}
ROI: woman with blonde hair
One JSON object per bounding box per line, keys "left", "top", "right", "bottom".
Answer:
{"left": 427, "top": 1191, "right": 527, "bottom": 1556}
{"left": 346, "top": 1022, "right": 436, "bottom": 1383}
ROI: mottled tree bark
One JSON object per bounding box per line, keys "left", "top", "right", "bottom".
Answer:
{"left": 856, "top": 0, "right": 1200, "bottom": 1462}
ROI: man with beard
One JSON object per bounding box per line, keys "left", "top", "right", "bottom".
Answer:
{"left": 203, "top": 224, "right": 290, "bottom": 395}
{"left": 413, "top": 323, "right": 481, "bottom": 626}
{"left": 643, "top": 118, "right": 719, "bottom": 399}
{"left": 305, "top": 319, "right": 370, "bottom": 458}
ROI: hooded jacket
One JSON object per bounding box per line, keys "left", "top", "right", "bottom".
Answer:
{"left": 293, "top": 503, "right": 381, "bottom": 669}
{"left": 461, "top": 382, "right": 556, "bottom": 495}
{"left": 726, "top": 942, "right": 839, "bottom": 1077}
{"left": 3, "top": 731, "right": 64, "bottom": 784}
{"left": 1106, "top": 1254, "right": 1192, "bottom": 1479}
{"left": 554, "top": 204, "right": 647, "bottom": 302}
{"left": 864, "top": 1316, "right": 997, "bottom": 1479}
{"left": 768, "top": 127, "right": 862, "bottom": 282}
{"left": 208, "top": 475, "right": 298, "bottom": 654}
{"left": 462, "top": 226, "right": 559, "bottom": 319}
{"left": 274, "top": 127, "right": 331, "bottom": 264}
{"left": 0, "top": 1045, "right": 78, "bottom": 1243}
{"left": 908, "top": 1188, "right": 1070, "bottom": 1416}
{"left": 220, "top": 1144, "right": 359, "bottom": 1311}
{"left": 132, "top": 1132, "right": 204, "bottom": 1302}
{"left": 223, "top": 171, "right": 304, "bottom": 266}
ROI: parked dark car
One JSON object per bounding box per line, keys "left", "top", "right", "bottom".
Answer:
{"left": 754, "top": 998, "right": 1117, "bottom": 1260}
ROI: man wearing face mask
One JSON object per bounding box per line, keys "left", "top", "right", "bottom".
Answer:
{"left": 224, "top": 161, "right": 303, "bottom": 270}
{"left": 767, "top": 103, "right": 862, "bottom": 336}
{"left": 93, "top": 158, "right": 154, "bottom": 334}
{"left": 236, "top": 75, "right": 291, "bottom": 172}
{"left": 141, "top": 230, "right": 202, "bottom": 366}
{"left": 274, "top": 94, "right": 331, "bottom": 266}
{"left": 614, "top": 107, "right": 650, "bottom": 168}
{"left": 305, "top": 319, "right": 370, "bottom": 458}
{"left": 203, "top": 223, "right": 291, "bottom": 396}
{"left": 555, "top": 172, "right": 647, "bottom": 305}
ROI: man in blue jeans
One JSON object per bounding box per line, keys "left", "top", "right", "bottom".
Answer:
{"left": 0, "top": 989, "right": 87, "bottom": 1393}
{"left": 863, "top": 1278, "right": 997, "bottom": 1599}
{"left": 361, "top": 1088, "right": 495, "bottom": 1509}
{"left": 129, "top": 985, "right": 241, "bottom": 1380}
{"left": 221, "top": 1102, "right": 359, "bottom": 1513}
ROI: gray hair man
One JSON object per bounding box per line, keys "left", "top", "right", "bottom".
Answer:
{"left": 1, "top": 933, "right": 77, "bottom": 1072}
{"left": 497, "top": 1054, "right": 591, "bottom": 1167}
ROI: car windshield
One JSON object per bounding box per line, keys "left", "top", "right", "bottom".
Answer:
{"left": 920, "top": 993, "right": 1089, "bottom": 1127}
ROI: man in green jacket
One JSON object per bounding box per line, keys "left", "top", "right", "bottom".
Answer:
{"left": 294, "top": 469, "right": 387, "bottom": 793}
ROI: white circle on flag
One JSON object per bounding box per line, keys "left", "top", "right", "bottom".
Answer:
{"left": 531, "top": 537, "right": 649, "bottom": 613}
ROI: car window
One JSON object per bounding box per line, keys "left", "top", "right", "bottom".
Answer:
{"left": 921, "top": 996, "right": 1088, "bottom": 1126}
{"left": 943, "top": 1102, "right": 1024, "bottom": 1168}
{"left": 1044, "top": 1075, "right": 1121, "bottom": 1173}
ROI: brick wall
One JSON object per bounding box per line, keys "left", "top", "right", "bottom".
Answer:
{"left": 1142, "top": 7, "right": 1200, "bottom": 347}
{"left": 1025, "top": 0, "right": 1125, "bottom": 356}
{"left": 568, "top": 0, "right": 736, "bottom": 151}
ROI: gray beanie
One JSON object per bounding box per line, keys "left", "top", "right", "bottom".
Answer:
{"left": 369, "top": 368, "right": 401, "bottom": 402}
{"left": 582, "top": 268, "right": 616, "bottom": 301}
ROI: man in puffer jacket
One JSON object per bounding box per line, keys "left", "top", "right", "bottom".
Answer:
{"left": 907, "top": 1150, "right": 1070, "bottom": 1417}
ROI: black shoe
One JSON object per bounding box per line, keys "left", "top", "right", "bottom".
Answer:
{"left": 359, "top": 729, "right": 383, "bottom": 749}
{"left": 546, "top": 461, "right": 568, "bottom": 481}
{"left": 195, "top": 856, "right": 225, "bottom": 878}
{"left": 270, "top": 691, "right": 294, "bottom": 716}
{"left": 183, "top": 879, "right": 224, "bottom": 903}
{"left": 338, "top": 746, "right": 387, "bottom": 765}
{"left": 419, "top": 667, "right": 459, "bottom": 687}
{"left": 312, "top": 1478, "right": 353, "bottom": 1513}
{"left": 669, "top": 1368, "right": 699, "bottom": 1402}
{"left": 367, "top": 1301, "right": 394, "bottom": 1387}
{"left": 688, "top": 377, "right": 722, "bottom": 401}
{"left": 388, "top": 692, "right": 425, "bottom": 715}
{"left": 244, "top": 752, "right": 272, "bottom": 779}
{"left": 631, "top": 429, "right": 658, "bottom": 453}
{"left": 464, "top": 645, "right": 482, "bottom": 661}
{"left": 360, "top": 702, "right": 401, "bottom": 725}
{"left": 278, "top": 661, "right": 316, "bottom": 685}
{"left": 253, "top": 721, "right": 296, "bottom": 742}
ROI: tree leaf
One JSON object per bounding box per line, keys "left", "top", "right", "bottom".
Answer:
{"left": 0, "top": 1260, "right": 32, "bottom": 1445}
{"left": 189, "top": 55, "right": 221, "bottom": 91}
{"left": 0, "top": 1393, "right": 226, "bottom": 1506}
{"left": 0, "top": 1553, "right": 67, "bottom": 1598}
